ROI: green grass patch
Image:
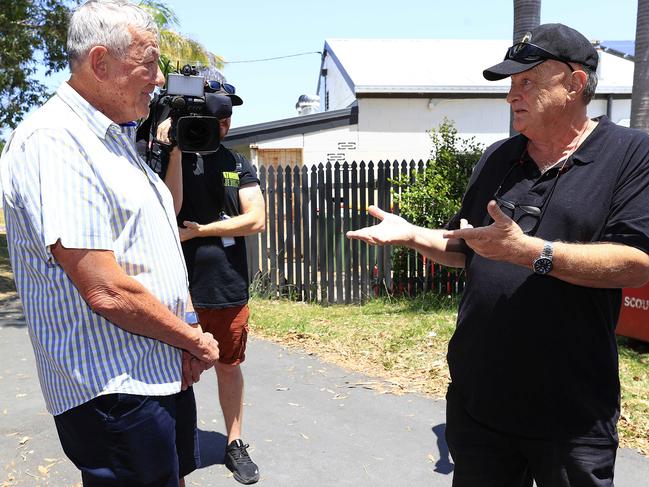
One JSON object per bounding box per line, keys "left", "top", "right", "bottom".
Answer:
{"left": 249, "top": 296, "right": 649, "bottom": 455}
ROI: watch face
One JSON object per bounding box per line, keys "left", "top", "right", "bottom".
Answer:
{"left": 533, "top": 257, "right": 553, "bottom": 275}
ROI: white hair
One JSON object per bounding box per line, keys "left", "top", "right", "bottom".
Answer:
{"left": 67, "top": 0, "right": 158, "bottom": 71}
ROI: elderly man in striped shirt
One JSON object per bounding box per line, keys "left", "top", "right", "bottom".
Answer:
{"left": 0, "top": 1, "right": 219, "bottom": 486}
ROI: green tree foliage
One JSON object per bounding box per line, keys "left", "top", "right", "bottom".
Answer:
{"left": 389, "top": 120, "right": 483, "bottom": 294}
{"left": 0, "top": 0, "right": 73, "bottom": 129}
{"left": 392, "top": 119, "right": 483, "bottom": 229}
{"left": 0, "top": 1, "right": 224, "bottom": 130}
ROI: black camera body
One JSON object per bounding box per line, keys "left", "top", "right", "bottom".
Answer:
{"left": 156, "top": 65, "right": 232, "bottom": 154}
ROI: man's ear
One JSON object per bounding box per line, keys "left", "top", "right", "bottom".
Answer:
{"left": 88, "top": 46, "right": 111, "bottom": 82}
{"left": 567, "top": 69, "right": 587, "bottom": 100}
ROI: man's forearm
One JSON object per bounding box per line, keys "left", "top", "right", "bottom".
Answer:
{"left": 409, "top": 228, "right": 466, "bottom": 268}
{"left": 163, "top": 148, "right": 183, "bottom": 215}
{"left": 189, "top": 213, "right": 263, "bottom": 238}
{"left": 51, "top": 243, "right": 217, "bottom": 363}
{"left": 85, "top": 274, "right": 201, "bottom": 350}
{"left": 508, "top": 237, "right": 649, "bottom": 288}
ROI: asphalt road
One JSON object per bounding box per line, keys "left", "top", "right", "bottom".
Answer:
{"left": 1, "top": 296, "right": 648, "bottom": 486}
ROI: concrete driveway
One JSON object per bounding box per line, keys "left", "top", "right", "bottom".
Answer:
{"left": 1, "top": 296, "right": 648, "bottom": 486}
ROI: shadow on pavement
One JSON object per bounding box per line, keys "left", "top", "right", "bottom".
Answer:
{"left": 432, "top": 423, "right": 454, "bottom": 475}
{"left": 197, "top": 429, "right": 228, "bottom": 468}
{"left": 0, "top": 295, "right": 26, "bottom": 328}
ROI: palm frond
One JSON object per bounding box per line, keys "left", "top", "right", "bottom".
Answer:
{"left": 160, "top": 30, "right": 224, "bottom": 70}
{"left": 137, "top": 0, "right": 179, "bottom": 29}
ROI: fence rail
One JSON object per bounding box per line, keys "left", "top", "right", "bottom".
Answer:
{"left": 246, "top": 161, "right": 465, "bottom": 304}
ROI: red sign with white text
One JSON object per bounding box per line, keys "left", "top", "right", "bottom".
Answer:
{"left": 618, "top": 286, "right": 649, "bottom": 342}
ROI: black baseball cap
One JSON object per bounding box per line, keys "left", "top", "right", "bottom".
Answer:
{"left": 205, "top": 80, "right": 243, "bottom": 106}
{"left": 483, "top": 23, "right": 598, "bottom": 81}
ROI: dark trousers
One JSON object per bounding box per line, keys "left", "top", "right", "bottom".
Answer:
{"left": 54, "top": 388, "right": 199, "bottom": 487}
{"left": 445, "top": 386, "right": 617, "bottom": 487}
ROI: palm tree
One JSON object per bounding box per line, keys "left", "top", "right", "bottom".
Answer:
{"left": 137, "top": 1, "right": 224, "bottom": 77}
{"left": 631, "top": 0, "right": 649, "bottom": 131}
{"left": 510, "top": 0, "right": 541, "bottom": 135}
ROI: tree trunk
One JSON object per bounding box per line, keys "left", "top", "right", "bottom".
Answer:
{"left": 631, "top": 0, "right": 649, "bottom": 132}
{"left": 510, "top": 0, "right": 541, "bottom": 136}
{"left": 513, "top": 0, "right": 541, "bottom": 44}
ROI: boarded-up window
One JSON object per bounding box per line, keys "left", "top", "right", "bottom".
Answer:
{"left": 257, "top": 148, "right": 303, "bottom": 168}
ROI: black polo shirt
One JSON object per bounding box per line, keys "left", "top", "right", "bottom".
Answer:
{"left": 447, "top": 116, "right": 649, "bottom": 443}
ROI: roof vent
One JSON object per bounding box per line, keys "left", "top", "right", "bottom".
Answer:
{"left": 296, "top": 94, "right": 320, "bottom": 116}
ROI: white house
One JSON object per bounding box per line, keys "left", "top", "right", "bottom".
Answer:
{"left": 224, "top": 38, "right": 633, "bottom": 167}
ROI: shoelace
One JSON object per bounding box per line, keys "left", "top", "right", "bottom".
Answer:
{"left": 229, "top": 443, "right": 253, "bottom": 464}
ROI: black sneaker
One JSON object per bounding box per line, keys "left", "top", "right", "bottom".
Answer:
{"left": 224, "top": 439, "right": 259, "bottom": 484}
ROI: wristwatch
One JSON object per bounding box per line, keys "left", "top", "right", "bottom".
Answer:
{"left": 185, "top": 311, "right": 199, "bottom": 325}
{"left": 532, "top": 241, "right": 554, "bottom": 275}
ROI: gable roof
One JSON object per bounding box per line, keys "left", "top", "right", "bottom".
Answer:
{"left": 225, "top": 105, "right": 357, "bottom": 146}
{"left": 320, "top": 38, "right": 633, "bottom": 96}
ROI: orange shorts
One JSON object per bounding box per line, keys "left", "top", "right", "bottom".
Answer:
{"left": 196, "top": 304, "right": 249, "bottom": 365}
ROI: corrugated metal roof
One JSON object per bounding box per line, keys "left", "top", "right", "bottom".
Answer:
{"left": 323, "top": 38, "right": 633, "bottom": 95}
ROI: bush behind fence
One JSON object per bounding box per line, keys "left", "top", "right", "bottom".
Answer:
{"left": 245, "top": 160, "right": 465, "bottom": 304}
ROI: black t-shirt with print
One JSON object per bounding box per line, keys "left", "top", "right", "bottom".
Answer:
{"left": 177, "top": 145, "right": 259, "bottom": 308}
{"left": 446, "top": 116, "right": 649, "bottom": 444}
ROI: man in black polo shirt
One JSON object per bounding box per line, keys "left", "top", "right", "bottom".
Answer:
{"left": 156, "top": 81, "right": 265, "bottom": 485}
{"left": 347, "top": 23, "right": 649, "bottom": 486}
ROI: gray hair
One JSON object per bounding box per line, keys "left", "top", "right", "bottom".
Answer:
{"left": 67, "top": 0, "right": 158, "bottom": 70}
{"left": 582, "top": 67, "right": 598, "bottom": 105}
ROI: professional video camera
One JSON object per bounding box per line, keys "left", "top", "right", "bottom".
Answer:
{"left": 143, "top": 64, "right": 233, "bottom": 157}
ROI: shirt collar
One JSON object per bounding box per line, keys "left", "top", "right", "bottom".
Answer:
{"left": 568, "top": 115, "right": 609, "bottom": 166}
{"left": 55, "top": 81, "right": 119, "bottom": 140}
{"left": 516, "top": 115, "right": 610, "bottom": 170}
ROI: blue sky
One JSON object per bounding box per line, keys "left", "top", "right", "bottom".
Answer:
{"left": 37, "top": 0, "right": 638, "bottom": 129}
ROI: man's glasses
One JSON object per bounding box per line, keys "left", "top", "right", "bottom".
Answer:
{"left": 206, "top": 80, "right": 236, "bottom": 94}
{"left": 493, "top": 160, "right": 564, "bottom": 234}
{"left": 505, "top": 42, "right": 575, "bottom": 73}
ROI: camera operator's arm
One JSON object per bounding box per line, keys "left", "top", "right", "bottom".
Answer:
{"left": 156, "top": 118, "right": 183, "bottom": 215}
{"left": 164, "top": 148, "right": 183, "bottom": 215}
{"left": 180, "top": 183, "right": 265, "bottom": 242}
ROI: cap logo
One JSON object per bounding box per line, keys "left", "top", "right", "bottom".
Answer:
{"left": 519, "top": 32, "right": 532, "bottom": 44}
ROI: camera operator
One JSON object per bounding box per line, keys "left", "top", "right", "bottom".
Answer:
{"left": 156, "top": 80, "right": 265, "bottom": 486}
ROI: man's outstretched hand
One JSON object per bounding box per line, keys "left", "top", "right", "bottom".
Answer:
{"left": 346, "top": 205, "right": 415, "bottom": 246}
{"left": 443, "top": 200, "right": 530, "bottom": 263}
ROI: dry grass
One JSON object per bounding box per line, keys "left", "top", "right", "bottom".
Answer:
{"left": 249, "top": 296, "right": 649, "bottom": 456}
{"left": 249, "top": 296, "right": 458, "bottom": 396}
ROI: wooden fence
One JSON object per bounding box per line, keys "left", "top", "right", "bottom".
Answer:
{"left": 245, "top": 160, "right": 465, "bottom": 304}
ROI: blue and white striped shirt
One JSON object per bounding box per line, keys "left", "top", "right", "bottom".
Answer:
{"left": 0, "top": 82, "right": 189, "bottom": 415}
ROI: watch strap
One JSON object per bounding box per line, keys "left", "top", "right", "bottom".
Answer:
{"left": 541, "top": 241, "right": 553, "bottom": 259}
{"left": 184, "top": 311, "right": 199, "bottom": 325}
